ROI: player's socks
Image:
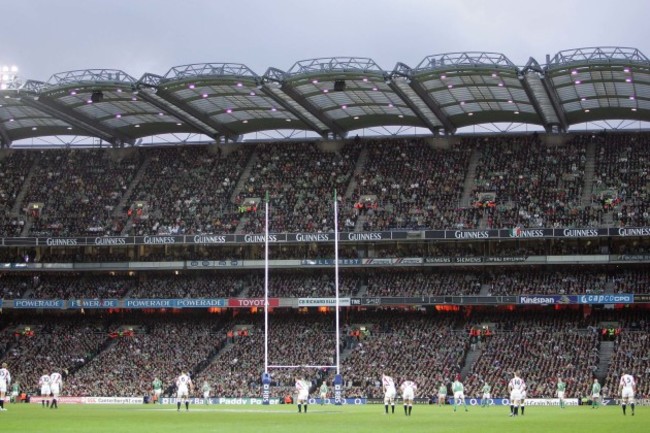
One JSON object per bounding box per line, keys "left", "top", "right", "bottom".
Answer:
{"left": 53, "top": 399, "right": 58, "bottom": 409}
{"left": 408, "top": 405, "right": 412, "bottom": 416}
{"left": 453, "top": 402, "right": 457, "bottom": 412}
{"left": 403, "top": 404, "right": 407, "bottom": 415}
{"left": 622, "top": 404, "right": 626, "bottom": 415}
{"left": 521, "top": 406, "right": 525, "bottom": 415}
{"left": 510, "top": 405, "right": 514, "bottom": 416}
{"left": 631, "top": 403, "right": 635, "bottom": 415}
{"left": 298, "top": 403, "right": 302, "bottom": 413}
{"left": 177, "top": 401, "right": 181, "bottom": 411}
{"left": 464, "top": 404, "right": 468, "bottom": 412}
{"left": 185, "top": 401, "right": 189, "bottom": 411}
{"left": 514, "top": 406, "right": 519, "bottom": 416}
{"left": 42, "top": 400, "right": 45, "bottom": 407}
{"left": 391, "top": 404, "right": 395, "bottom": 414}
{"left": 0, "top": 400, "right": 4, "bottom": 409}
{"left": 385, "top": 404, "right": 388, "bottom": 414}
{"left": 304, "top": 404, "right": 308, "bottom": 413}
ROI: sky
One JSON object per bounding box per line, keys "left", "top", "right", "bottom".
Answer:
{"left": 2, "top": 0, "right": 649, "bottom": 83}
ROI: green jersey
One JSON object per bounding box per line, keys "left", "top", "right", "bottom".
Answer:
{"left": 452, "top": 381, "right": 464, "bottom": 393}
{"left": 11, "top": 383, "right": 19, "bottom": 393}
{"left": 482, "top": 384, "right": 491, "bottom": 394}
{"left": 439, "top": 385, "right": 447, "bottom": 395}
{"left": 152, "top": 379, "right": 162, "bottom": 391}
{"left": 202, "top": 382, "right": 211, "bottom": 393}
{"left": 591, "top": 382, "right": 601, "bottom": 395}
{"left": 557, "top": 381, "right": 566, "bottom": 392}
{"left": 320, "top": 383, "right": 328, "bottom": 394}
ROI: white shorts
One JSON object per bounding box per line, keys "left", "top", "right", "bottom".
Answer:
{"left": 621, "top": 388, "right": 635, "bottom": 399}
{"left": 510, "top": 390, "right": 522, "bottom": 401}
{"left": 203, "top": 391, "right": 209, "bottom": 399}
{"left": 298, "top": 391, "right": 309, "bottom": 401}
{"left": 592, "top": 393, "right": 600, "bottom": 399}
{"left": 557, "top": 391, "right": 565, "bottom": 399}
{"left": 384, "top": 387, "right": 396, "bottom": 403}
{"left": 41, "top": 385, "right": 51, "bottom": 396}
{"left": 402, "top": 390, "right": 414, "bottom": 400}
{"left": 438, "top": 394, "right": 447, "bottom": 401}
{"left": 177, "top": 386, "right": 189, "bottom": 399}
{"left": 51, "top": 384, "right": 60, "bottom": 397}
{"left": 0, "top": 384, "right": 6, "bottom": 393}
{"left": 154, "top": 389, "right": 162, "bottom": 397}
{"left": 483, "top": 393, "right": 491, "bottom": 399}
{"left": 454, "top": 391, "right": 465, "bottom": 400}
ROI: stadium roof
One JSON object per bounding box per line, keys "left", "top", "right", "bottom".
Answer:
{"left": 0, "top": 46, "right": 648, "bottom": 147}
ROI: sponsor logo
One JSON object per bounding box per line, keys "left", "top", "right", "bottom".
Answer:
{"left": 346, "top": 232, "right": 384, "bottom": 241}
{"left": 46, "top": 238, "right": 78, "bottom": 246}
{"left": 454, "top": 231, "right": 489, "bottom": 239}
{"left": 192, "top": 235, "right": 227, "bottom": 244}
{"left": 617, "top": 227, "right": 650, "bottom": 237}
{"left": 244, "top": 234, "right": 278, "bottom": 243}
{"left": 519, "top": 295, "right": 573, "bottom": 305}
{"left": 143, "top": 236, "right": 176, "bottom": 244}
{"left": 94, "top": 237, "right": 127, "bottom": 245}
{"left": 298, "top": 298, "right": 351, "bottom": 307}
{"left": 509, "top": 228, "right": 545, "bottom": 238}
{"left": 228, "top": 298, "right": 280, "bottom": 307}
{"left": 579, "top": 294, "right": 634, "bottom": 304}
{"left": 561, "top": 229, "right": 598, "bottom": 237}
{"left": 295, "top": 233, "right": 331, "bottom": 242}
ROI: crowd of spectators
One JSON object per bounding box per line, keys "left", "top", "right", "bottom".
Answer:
{"left": 353, "top": 138, "right": 472, "bottom": 231}
{"left": 603, "top": 312, "right": 650, "bottom": 399}
{"left": 22, "top": 149, "right": 143, "bottom": 237}
{"left": 236, "top": 141, "right": 361, "bottom": 234}
{"left": 125, "top": 146, "right": 251, "bottom": 236}
{"left": 0, "top": 134, "right": 649, "bottom": 236}
{"left": 466, "top": 134, "right": 590, "bottom": 229}
{"left": 0, "top": 151, "right": 34, "bottom": 237}
{"left": 0, "top": 309, "right": 647, "bottom": 400}
{"left": 2, "top": 266, "right": 650, "bottom": 300}
{"left": 591, "top": 133, "right": 650, "bottom": 227}
{"left": 463, "top": 311, "right": 600, "bottom": 399}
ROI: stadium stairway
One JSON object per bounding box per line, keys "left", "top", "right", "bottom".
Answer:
{"left": 114, "top": 155, "right": 152, "bottom": 219}
{"left": 580, "top": 140, "right": 597, "bottom": 206}
{"left": 459, "top": 148, "right": 482, "bottom": 207}
{"left": 10, "top": 152, "right": 41, "bottom": 216}
{"left": 595, "top": 341, "right": 615, "bottom": 382}
{"left": 230, "top": 151, "right": 258, "bottom": 204}
{"left": 460, "top": 344, "right": 482, "bottom": 381}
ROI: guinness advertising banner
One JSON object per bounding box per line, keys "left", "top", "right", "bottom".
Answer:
{"left": 2, "top": 227, "right": 650, "bottom": 247}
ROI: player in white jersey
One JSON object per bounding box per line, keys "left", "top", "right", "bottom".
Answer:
{"left": 520, "top": 381, "right": 527, "bottom": 415}
{"left": 295, "top": 377, "right": 311, "bottom": 413}
{"left": 508, "top": 371, "right": 525, "bottom": 417}
{"left": 39, "top": 371, "right": 52, "bottom": 408}
{"left": 382, "top": 374, "right": 397, "bottom": 414}
{"left": 0, "top": 363, "right": 10, "bottom": 411}
{"left": 175, "top": 371, "right": 193, "bottom": 411}
{"left": 618, "top": 373, "right": 636, "bottom": 416}
{"left": 400, "top": 379, "right": 417, "bottom": 416}
{"left": 50, "top": 371, "right": 62, "bottom": 409}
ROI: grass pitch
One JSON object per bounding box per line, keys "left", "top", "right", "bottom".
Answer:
{"left": 1, "top": 403, "right": 646, "bottom": 433}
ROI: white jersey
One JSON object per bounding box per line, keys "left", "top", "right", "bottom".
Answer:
{"left": 39, "top": 374, "right": 51, "bottom": 395}
{"left": 400, "top": 380, "right": 417, "bottom": 399}
{"left": 50, "top": 372, "right": 62, "bottom": 395}
{"left": 620, "top": 374, "right": 636, "bottom": 399}
{"left": 383, "top": 375, "right": 396, "bottom": 393}
{"left": 176, "top": 373, "right": 192, "bottom": 397}
{"left": 0, "top": 368, "right": 10, "bottom": 386}
{"left": 509, "top": 376, "right": 525, "bottom": 400}
{"left": 296, "top": 379, "right": 310, "bottom": 400}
